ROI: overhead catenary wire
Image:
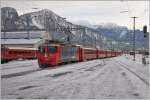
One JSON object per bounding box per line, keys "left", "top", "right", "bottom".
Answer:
{"left": 126, "top": 1, "right": 132, "bottom": 17}
{"left": 138, "top": 0, "right": 148, "bottom": 18}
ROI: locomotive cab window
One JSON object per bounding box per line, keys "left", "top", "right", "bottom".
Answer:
{"left": 48, "top": 46, "right": 57, "bottom": 53}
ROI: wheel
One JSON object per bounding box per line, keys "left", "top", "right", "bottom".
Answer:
{"left": 38, "top": 64, "right": 49, "bottom": 69}
{"left": 1, "top": 58, "right": 9, "bottom": 64}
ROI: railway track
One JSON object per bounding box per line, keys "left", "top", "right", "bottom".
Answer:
{"left": 1, "top": 69, "right": 41, "bottom": 78}
{"left": 1, "top": 59, "right": 106, "bottom": 80}
{"left": 115, "top": 61, "right": 149, "bottom": 86}
{"left": 118, "top": 60, "right": 148, "bottom": 75}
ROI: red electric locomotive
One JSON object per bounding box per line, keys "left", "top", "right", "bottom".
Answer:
{"left": 36, "top": 42, "right": 80, "bottom": 68}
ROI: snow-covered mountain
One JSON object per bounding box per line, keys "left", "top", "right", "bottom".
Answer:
{"left": 1, "top": 7, "right": 148, "bottom": 49}
{"left": 69, "top": 21, "right": 149, "bottom": 49}
{"left": 94, "top": 23, "right": 149, "bottom": 49}
{"left": 1, "top": 7, "right": 23, "bottom": 30}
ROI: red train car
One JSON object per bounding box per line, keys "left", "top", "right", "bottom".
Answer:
{"left": 82, "top": 48, "right": 97, "bottom": 60}
{"left": 117, "top": 51, "right": 122, "bottom": 56}
{"left": 106, "top": 50, "right": 112, "bottom": 57}
{"left": 97, "top": 49, "right": 107, "bottom": 58}
{"left": 111, "top": 51, "right": 116, "bottom": 57}
{"left": 1, "top": 47, "right": 37, "bottom": 63}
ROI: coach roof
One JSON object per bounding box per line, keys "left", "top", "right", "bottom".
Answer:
{"left": 1, "top": 39, "right": 42, "bottom": 45}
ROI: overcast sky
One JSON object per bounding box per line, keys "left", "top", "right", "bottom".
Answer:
{"left": 1, "top": 0, "right": 149, "bottom": 31}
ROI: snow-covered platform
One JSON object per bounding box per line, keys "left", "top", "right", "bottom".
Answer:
{"left": 1, "top": 55, "right": 149, "bottom": 99}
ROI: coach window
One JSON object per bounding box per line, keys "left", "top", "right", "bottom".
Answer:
{"left": 8, "top": 51, "right": 10, "bottom": 54}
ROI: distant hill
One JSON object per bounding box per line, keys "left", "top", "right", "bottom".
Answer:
{"left": 94, "top": 23, "right": 149, "bottom": 49}
{"left": 74, "top": 21, "right": 149, "bottom": 49}
{"left": 1, "top": 7, "right": 21, "bottom": 30}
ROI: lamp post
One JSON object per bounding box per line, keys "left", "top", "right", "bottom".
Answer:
{"left": 120, "top": 10, "right": 138, "bottom": 61}
{"left": 4, "top": 18, "right": 9, "bottom": 41}
{"left": 131, "top": 16, "right": 138, "bottom": 61}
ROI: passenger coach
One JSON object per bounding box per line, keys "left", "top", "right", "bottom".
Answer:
{"left": 1, "top": 47, "right": 37, "bottom": 63}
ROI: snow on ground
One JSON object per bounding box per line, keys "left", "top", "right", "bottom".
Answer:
{"left": 124, "top": 54, "right": 149, "bottom": 65}
{"left": 1, "top": 55, "right": 149, "bottom": 99}
{"left": 1, "top": 60, "right": 39, "bottom": 78}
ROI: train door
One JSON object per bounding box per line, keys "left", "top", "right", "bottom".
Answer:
{"left": 37, "top": 44, "right": 60, "bottom": 68}
{"left": 105, "top": 50, "right": 108, "bottom": 58}
{"left": 96, "top": 49, "right": 98, "bottom": 59}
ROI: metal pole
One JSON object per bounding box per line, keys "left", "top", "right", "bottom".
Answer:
{"left": 133, "top": 17, "right": 135, "bottom": 61}
{"left": 4, "top": 20, "right": 6, "bottom": 40}
{"left": 4, "top": 18, "right": 8, "bottom": 41}
{"left": 95, "top": 35, "right": 96, "bottom": 48}
{"left": 67, "top": 26, "right": 70, "bottom": 43}
{"left": 82, "top": 28, "right": 86, "bottom": 47}
{"left": 131, "top": 16, "right": 138, "bottom": 61}
{"left": 26, "top": 16, "right": 30, "bottom": 39}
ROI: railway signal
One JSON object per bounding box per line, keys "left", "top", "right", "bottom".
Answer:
{"left": 143, "top": 25, "right": 147, "bottom": 38}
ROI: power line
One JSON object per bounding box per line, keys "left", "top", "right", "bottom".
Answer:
{"left": 126, "top": 1, "right": 132, "bottom": 17}
{"left": 138, "top": 0, "right": 148, "bottom": 18}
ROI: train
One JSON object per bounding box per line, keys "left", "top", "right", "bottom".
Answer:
{"left": 36, "top": 42, "right": 122, "bottom": 68}
{"left": 1, "top": 47, "right": 37, "bottom": 63}
{"left": 1, "top": 41, "right": 122, "bottom": 67}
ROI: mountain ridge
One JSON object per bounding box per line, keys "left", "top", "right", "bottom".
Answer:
{"left": 1, "top": 7, "right": 149, "bottom": 49}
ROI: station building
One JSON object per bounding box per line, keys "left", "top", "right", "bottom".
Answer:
{"left": 1, "top": 31, "right": 49, "bottom": 48}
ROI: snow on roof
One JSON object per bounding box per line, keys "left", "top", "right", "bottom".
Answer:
{"left": 1, "top": 31, "right": 46, "bottom": 34}
{"left": 1, "top": 39, "right": 42, "bottom": 45}
{"left": 83, "top": 47, "right": 97, "bottom": 50}
{"left": 7, "top": 47, "right": 37, "bottom": 50}
{"left": 1, "top": 31, "right": 45, "bottom": 39}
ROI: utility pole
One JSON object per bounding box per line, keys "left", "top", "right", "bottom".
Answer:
{"left": 66, "top": 26, "right": 71, "bottom": 44}
{"left": 26, "top": 16, "right": 30, "bottom": 39}
{"left": 4, "top": 18, "right": 7, "bottom": 41}
{"left": 82, "top": 27, "right": 86, "bottom": 47}
{"left": 95, "top": 35, "right": 97, "bottom": 48}
{"left": 4, "top": 18, "right": 9, "bottom": 41}
{"left": 131, "top": 16, "right": 138, "bottom": 61}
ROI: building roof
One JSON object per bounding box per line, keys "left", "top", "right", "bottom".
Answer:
{"left": 7, "top": 47, "right": 38, "bottom": 50}
{"left": 1, "top": 39, "right": 42, "bottom": 45}
{"left": 1, "top": 31, "right": 45, "bottom": 39}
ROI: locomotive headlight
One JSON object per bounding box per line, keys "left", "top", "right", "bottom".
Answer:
{"left": 44, "top": 53, "right": 49, "bottom": 61}
{"left": 45, "top": 53, "right": 48, "bottom": 58}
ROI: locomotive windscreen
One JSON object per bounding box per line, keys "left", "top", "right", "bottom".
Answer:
{"left": 48, "top": 46, "right": 57, "bottom": 53}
